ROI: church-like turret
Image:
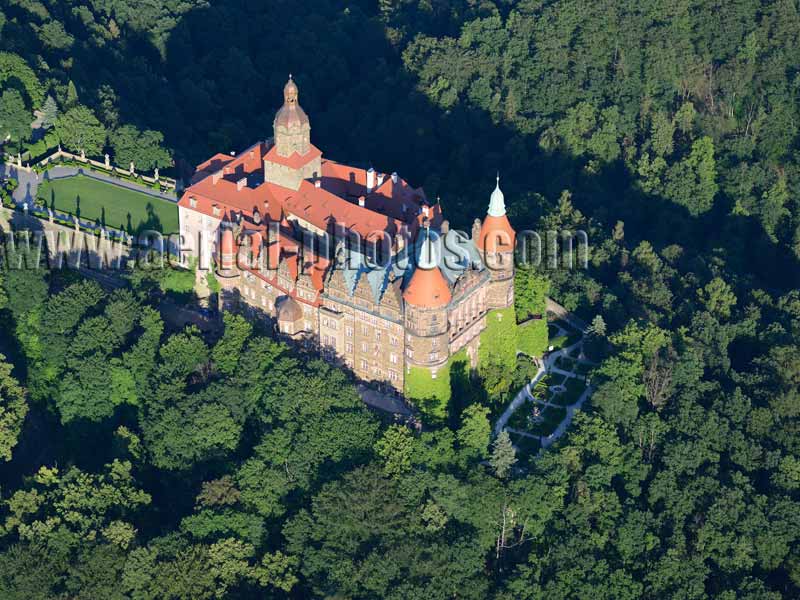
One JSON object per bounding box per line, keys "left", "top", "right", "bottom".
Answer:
{"left": 264, "top": 75, "right": 322, "bottom": 189}
{"left": 403, "top": 227, "right": 452, "bottom": 373}
{"left": 476, "top": 175, "right": 516, "bottom": 309}
{"left": 274, "top": 75, "right": 311, "bottom": 157}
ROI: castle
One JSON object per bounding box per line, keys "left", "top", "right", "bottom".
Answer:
{"left": 178, "top": 77, "right": 516, "bottom": 395}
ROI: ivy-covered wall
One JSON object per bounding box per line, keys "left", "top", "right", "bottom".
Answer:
{"left": 405, "top": 362, "right": 452, "bottom": 421}
{"left": 477, "top": 306, "right": 518, "bottom": 397}
{"left": 405, "top": 348, "right": 471, "bottom": 421}
{"left": 517, "top": 318, "right": 548, "bottom": 357}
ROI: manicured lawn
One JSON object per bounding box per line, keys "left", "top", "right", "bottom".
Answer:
{"left": 529, "top": 406, "right": 566, "bottom": 436}
{"left": 555, "top": 355, "right": 576, "bottom": 371}
{"left": 38, "top": 175, "right": 179, "bottom": 234}
{"left": 575, "top": 361, "right": 594, "bottom": 376}
{"left": 549, "top": 334, "right": 576, "bottom": 350}
{"left": 551, "top": 376, "right": 587, "bottom": 407}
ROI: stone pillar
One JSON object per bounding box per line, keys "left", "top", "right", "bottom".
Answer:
{"left": 80, "top": 149, "right": 86, "bottom": 162}
{"left": 74, "top": 215, "right": 80, "bottom": 232}
{"left": 154, "top": 168, "right": 159, "bottom": 181}
{"left": 105, "top": 153, "right": 110, "bottom": 169}
{"left": 130, "top": 161, "right": 135, "bottom": 176}
{"left": 17, "top": 153, "right": 22, "bottom": 167}
{"left": 48, "top": 208, "right": 54, "bottom": 223}
{"left": 471, "top": 218, "right": 481, "bottom": 241}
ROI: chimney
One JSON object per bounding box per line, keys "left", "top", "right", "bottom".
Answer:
{"left": 212, "top": 170, "right": 222, "bottom": 184}
{"left": 377, "top": 173, "right": 385, "bottom": 186}
{"left": 358, "top": 196, "right": 366, "bottom": 208}
{"left": 441, "top": 219, "right": 450, "bottom": 234}
{"left": 314, "top": 178, "right": 321, "bottom": 188}
{"left": 366, "top": 168, "right": 375, "bottom": 193}
{"left": 422, "top": 205, "right": 430, "bottom": 218}
{"left": 391, "top": 171, "right": 398, "bottom": 184}
{"left": 237, "top": 177, "right": 247, "bottom": 191}
{"left": 229, "top": 151, "right": 236, "bottom": 156}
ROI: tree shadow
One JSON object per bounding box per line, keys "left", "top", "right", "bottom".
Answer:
{"left": 133, "top": 202, "right": 163, "bottom": 235}
{"left": 56, "top": 0, "right": 798, "bottom": 298}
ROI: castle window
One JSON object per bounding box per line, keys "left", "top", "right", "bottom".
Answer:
{"left": 322, "top": 317, "right": 328, "bottom": 327}
{"left": 361, "top": 342, "right": 368, "bottom": 352}
{"left": 375, "top": 330, "right": 381, "bottom": 341}
{"left": 304, "top": 320, "right": 312, "bottom": 330}
{"left": 430, "top": 352, "right": 439, "bottom": 361}
{"left": 346, "top": 342, "right": 353, "bottom": 353}
{"left": 346, "top": 326, "right": 353, "bottom": 337}
{"left": 189, "top": 197, "right": 197, "bottom": 208}
{"left": 406, "top": 348, "right": 413, "bottom": 358}
{"left": 361, "top": 359, "right": 368, "bottom": 370}
{"left": 390, "top": 353, "right": 398, "bottom": 365}
{"left": 389, "top": 370, "right": 398, "bottom": 382}
{"left": 431, "top": 338, "right": 439, "bottom": 349}
{"left": 390, "top": 336, "right": 398, "bottom": 346}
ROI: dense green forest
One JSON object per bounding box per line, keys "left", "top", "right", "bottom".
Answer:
{"left": 1, "top": 0, "right": 800, "bottom": 597}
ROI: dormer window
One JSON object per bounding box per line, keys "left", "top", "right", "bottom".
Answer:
{"left": 212, "top": 205, "right": 221, "bottom": 217}
{"left": 189, "top": 196, "right": 197, "bottom": 208}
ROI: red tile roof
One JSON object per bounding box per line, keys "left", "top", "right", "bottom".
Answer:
{"left": 478, "top": 215, "right": 516, "bottom": 254}
{"left": 403, "top": 266, "right": 452, "bottom": 308}
{"left": 264, "top": 143, "right": 322, "bottom": 169}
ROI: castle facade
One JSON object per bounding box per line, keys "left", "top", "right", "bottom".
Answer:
{"left": 178, "top": 77, "right": 516, "bottom": 394}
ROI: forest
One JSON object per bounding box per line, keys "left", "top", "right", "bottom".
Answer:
{"left": 1, "top": 0, "right": 800, "bottom": 598}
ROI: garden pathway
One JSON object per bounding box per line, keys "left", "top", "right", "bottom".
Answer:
{"left": 494, "top": 316, "right": 595, "bottom": 452}
{"left": 0, "top": 163, "right": 38, "bottom": 204}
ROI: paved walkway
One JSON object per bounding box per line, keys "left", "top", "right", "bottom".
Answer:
{"left": 0, "top": 163, "right": 39, "bottom": 204}
{"left": 2, "top": 162, "right": 178, "bottom": 207}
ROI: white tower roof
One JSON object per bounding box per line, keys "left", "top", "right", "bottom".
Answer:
{"left": 488, "top": 174, "right": 506, "bottom": 217}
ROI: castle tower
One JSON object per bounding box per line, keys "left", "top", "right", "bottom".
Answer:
{"left": 274, "top": 75, "right": 311, "bottom": 157}
{"left": 264, "top": 76, "right": 322, "bottom": 189}
{"left": 216, "top": 225, "right": 241, "bottom": 311}
{"left": 403, "top": 227, "right": 452, "bottom": 375}
{"left": 477, "top": 175, "right": 516, "bottom": 309}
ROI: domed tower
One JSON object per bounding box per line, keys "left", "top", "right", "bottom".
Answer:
{"left": 477, "top": 175, "right": 516, "bottom": 309}
{"left": 276, "top": 295, "right": 305, "bottom": 339}
{"left": 274, "top": 75, "right": 311, "bottom": 157}
{"left": 265, "top": 76, "right": 321, "bottom": 189}
{"left": 403, "top": 227, "right": 452, "bottom": 374}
